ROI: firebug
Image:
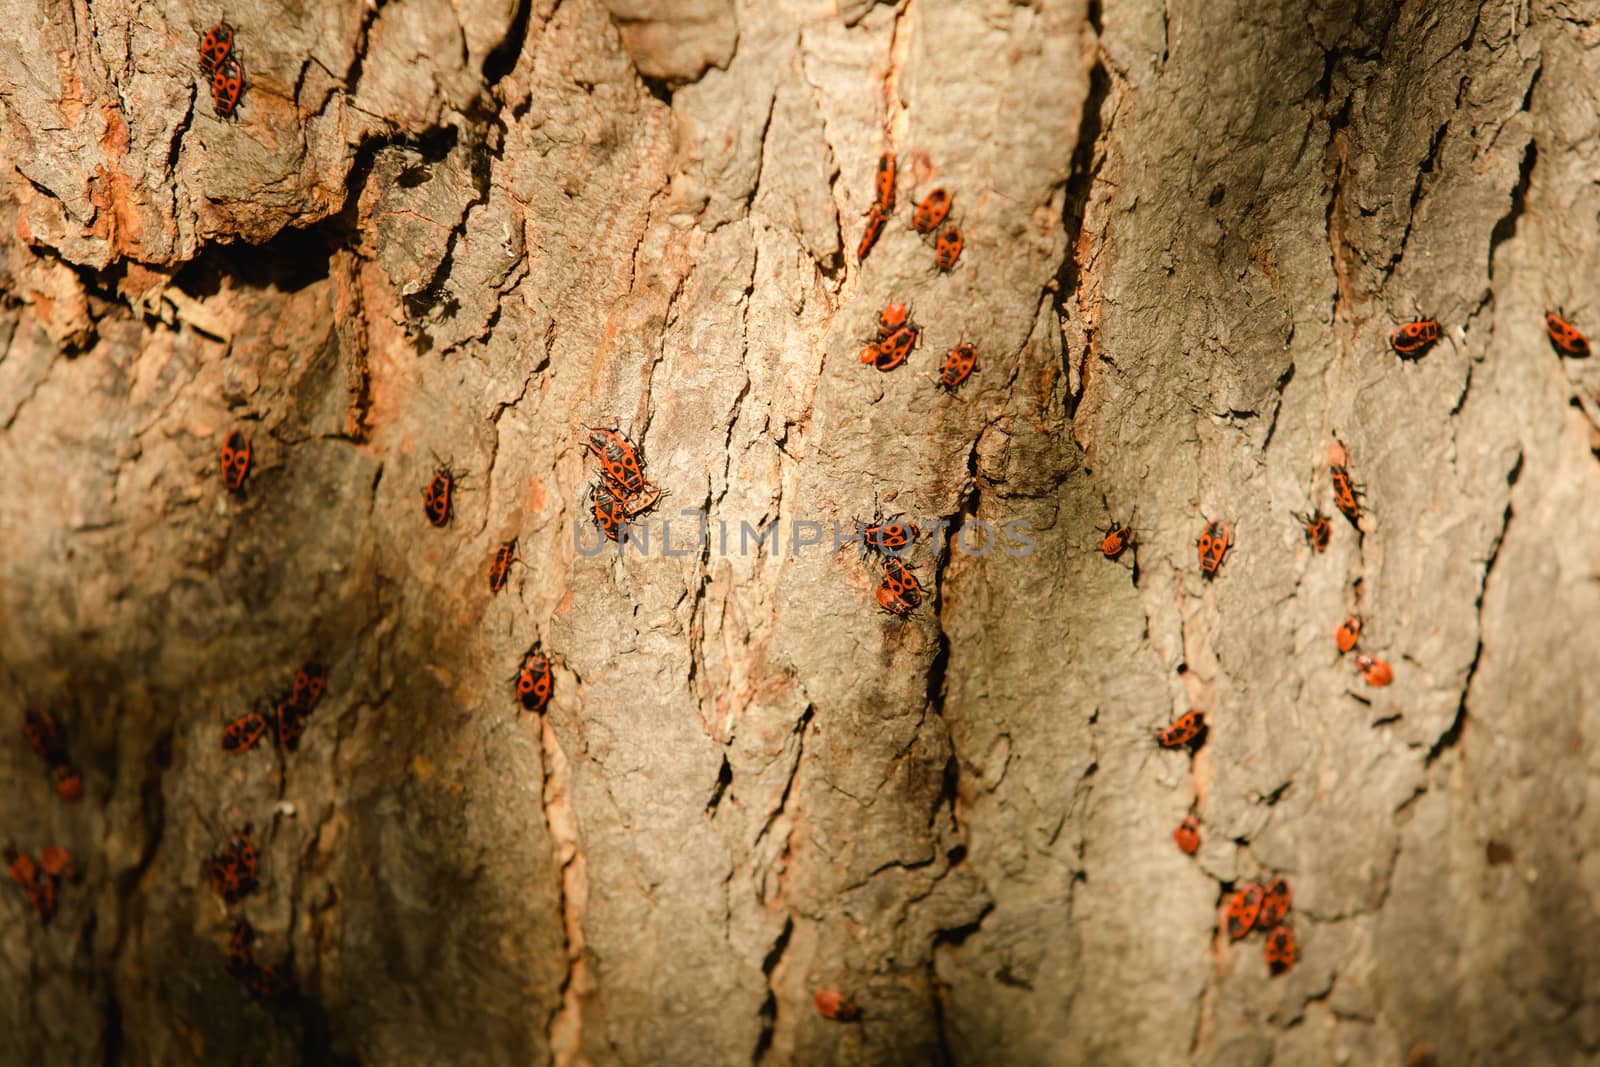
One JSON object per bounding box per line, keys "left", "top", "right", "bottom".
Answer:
{"left": 1264, "top": 925, "right": 1297, "bottom": 975}
{"left": 619, "top": 481, "right": 663, "bottom": 518}
{"left": 275, "top": 698, "right": 308, "bottom": 752}
{"left": 38, "top": 846, "right": 74, "bottom": 881}
{"left": 1330, "top": 465, "right": 1362, "bottom": 526}
{"left": 221, "top": 710, "right": 269, "bottom": 755}
{"left": 1173, "top": 813, "right": 1200, "bottom": 855}
{"left": 54, "top": 765, "right": 83, "bottom": 802}
{"left": 290, "top": 661, "right": 327, "bottom": 713}
{"left": 877, "top": 303, "right": 912, "bottom": 338}
{"left": 857, "top": 205, "right": 887, "bottom": 262}
{"left": 586, "top": 427, "right": 648, "bottom": 496}
{"left": 212, "top": 55, "right": 244, "bottom": 118}
{"left": 1390, "top": 319, "right": 1440, "bottom": 357}
{"left": 517, "top": 649, "right": 553, "bottom": 713}
{"left": 873, "top": 153, "right": 896, "bottom": 211}
{"left": 937, "top": 342, "right": 976, "bottom": 391}
{"left": 1295, "top": 509, "right": 1331, "bottom": 552}
{"left": 1335, "top": 614, "right": 1361, "bottom": 653}
{"left": 1157, "top": 710, "right": 1207, "bottom": 749}
{"left": 1197, "top": 520, "right": 1232, "bottom": 578}
{"left": 421, "top": 464, "right": 457, "bottom": 526}
{"left": 1356, "top": 655, "right": 1393, "bottom": 687}
{"left": 934, "top": 227, "right": 964, "bottom": 272}
{"left": 220, "top": 429, "right": 251, "bottom": 492}
{"left": 875, "top": 557, "right": 922, "bottom": 617}
{"left": 1100, "top": 522, "right": 1133, "bottom": 559}
{"left": 1545, "top": 309, "right": 1591, "bottom": 357}
{"left": 863, "top": 516, "right": 919, "bottom": 555}
{"left": 912, "top": 188, "right": 951, "bottom": 233}
{"left": 1226, "top": 882, "right": 1264, "bottom": 940}
{"left": 489, "top": 539, "right": 518, "bottom": 594}
{"left": 814, "top": 989, "right": 861, "bottom": 1022}
{"left": 198, "top": 21, "right": 234, "bottom": 76}
{"left": 1258, "top": 876, "right": 1292, "bottom": 929}
{"left": 590, "top": 481, "right": 628, "bottom": 542}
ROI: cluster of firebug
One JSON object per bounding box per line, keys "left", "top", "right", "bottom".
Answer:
{"left": 859, "top": 515, "right": 925, "bottom": 618}
{"left": 22, "top": 708, "right": 84, "bottom": 802}
{"left": 5, "top": 844, "right": 75, "bottom": 925}
{"left": 221, "top": 659, "right": 328, "bottom": 756}
{"left": 585, "top": 426, "right": 662, "bottom": 542}
{"left": 199, "top": 20, "right": 244, "bottom": 118}
{"left": 225, "top": 918, "right": 291, "bottom": 1000}
{"left": 1225, "top": 875, "right": 1297, "bottom": 975}
{"left": 859, "top": 303, "right": 921, "bottom": 371}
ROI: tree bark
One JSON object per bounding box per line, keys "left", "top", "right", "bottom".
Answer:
{"left": 2, "top": 1, "right": 1597, "bottom": 1065}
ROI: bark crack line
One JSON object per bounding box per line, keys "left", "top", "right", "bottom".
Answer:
{"left": 750, "top": 915, "right": 793, "bottom": 1065}
{"left": 1426, "top": 452, "right": 1518, "bottom": 767}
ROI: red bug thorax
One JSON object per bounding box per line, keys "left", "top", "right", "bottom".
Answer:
{"left": 221, "top": 430, "right": 251, "bottom": 492}
{"left": 1226, "top": 883, "right": 1265, "bottom": 940}
{"left": 1335, "top": 614, "right": 1361, "bottom": 653}
{"left": 1545, "top": 310, "right": 1591, "bottom": 357}
{"left": 873, "top": 153, "right": 896, "bottom": 211}
{"left": 1173, "top": 813, "right": 1200, "bottom": 854}
{"left": 1265, "top": 925, "right": 1297, "bottom": 974}
{"left": 857, "top": 205, "right": 887, "bottom": 262}
{"left": 939, "top": 343, "right": 976, "bottom": 389}
{"left": 912, "top": 188, "right": 952, "bottom": 233}
{"left": 1390, "top": 319, "right": 1440, "bottom": 356}
{"left": 934, "top": 227, "right": 964, "bottom": 272}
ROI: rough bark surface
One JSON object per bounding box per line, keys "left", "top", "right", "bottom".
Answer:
{"left": 2, "top": 1, "right": 1597, "bottom": 1065}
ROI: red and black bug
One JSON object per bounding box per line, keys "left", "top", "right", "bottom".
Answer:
{"left": 873, "top": 153, "right": 896, "bottom": 211}
{"left": 1157, "top": 710, "right": 1207, "bottom": 750}
{"left": 489, "top": 539, "right": 518, "bottom": 594}
{"left": 1173, "top": 813, "right": 1200, "bottom": 855}
{"left": 1294, "top": 509, "right": 1331, "bottom": 552}
{"left": 54, "top": 765, "right": 83, "bottom": 802}
{"left": 517, "top": 649, "right": 553, "bottom": 713}
{"left": 275, "top": 697, "right": 309, "bottom": 752}
{"left": 1330, "top": 465, "right": 1362, "bottom": 526}
{"left": 1264, "top": 925, "right": 1297, "bottom": 975}
{"left": 591, "top": 481, "right": 629, "bottom": 542}
{"left": 1100, "top": 522, "right": 1133, "bottom": 559}
{"left": 290, "top": 661, "right": 327, "bottom": 713}
{"left": 212, "top": 55, "right": 244, "bottom": 118}
{"left": 937, "top": 342, "right": 976, "bottom": 391}
{"left": 875, "top": 324, "right": 920, "bottom": 370}
{"left": 1226, "top": 882, "right": 1265, "bottom": 940}
{"left": 421, "top": 464, "right": 457, "bottom": 526}
{"left": 1335, "top": 614, "right": 1361, "bottom": 653}
{"left": 815, "top": 989, "right": 861, "bottom": 1022}
{"left": 875, "top": 557, "right": 922, "bottom": 617}
{"left": 1546, "top": 309, "right": 1591, "bottom": 357}
{"left": 858, "top": 205, "right": 888, "bottom": 262}
{"left": 1390, "top": 319, "right": 1440, "bottom": 357}
{"left": 1258, "top": 876, "right": 1292, "bottom": 929}
{"left": 912, "top": 188, "right": 952, "bottom": 233}
{"left": 198, "top": 21, "right": 235, "bottom": 76}
{"left": 586, "top": 427, "right": 648, "bottom": 497}
{"left": 877, "top": 303, "right": 912, "bottom": 338}
{"left": 221, "top": 710, "right": 270, "bottom": 755}
{"left": 863, "top": 516, "right": 920, "bottom": 555}
{"left": 207, "top": 828, "right": 260, "bottom": 904}
{"left": 1197, "top": 520, "right": 1232, "bottom": 578}
{"left": 934, "top": 227, "right": 964, "bottom": 272}
{"left": 220, "top": 429, "right": 251, "bottom": 492}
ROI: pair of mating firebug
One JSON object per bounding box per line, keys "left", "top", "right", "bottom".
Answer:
{"left": 199, "top": 21, "right": 244, "bottom": 118}
{"left": 858, "top": 516, "right": 924, "bottom": 617}
{"left": 221, "top": 660, "right": 328, "bottom": 756}
{"left": 22, "top": 708, "right": 84, "bottom": 802}
{"left": 5, "top": 844, "right": 76, "bottom": 925}
{"left": 586, "top": 427, "right": 663, "bottom": 543}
